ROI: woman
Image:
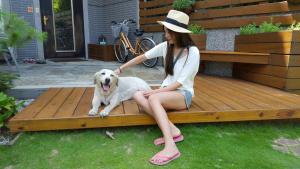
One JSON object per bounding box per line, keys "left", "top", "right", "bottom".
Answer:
{"left": 114, "top": 10, "right": 200, "bottom": 165}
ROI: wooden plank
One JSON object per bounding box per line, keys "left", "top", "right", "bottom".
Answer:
{"left": 123, "top": 100, "right": 140, "bottom": 115}
{"left": 34, "top": 88, "right": 74, "bottom": 119}
{"left": 195, "top": 78, "right": 251, "bottom": 109}
{"left": 73, "top": 87, "right": 94, "bottom": 117}
{"left": 287, "top": 90, "right": 300, "bottom": 95}
{"left": 140, "top": 0, "right": 173, "bottom": 9}
{"left": 8, "top": 108, "right": 300, "bottom": 132}
{"left": 201, "top": 51, "right": 269, "bottom": 64}
{"left": 109, "top": 103, "right": 124, "bottom": 116}
{"left": 288, "top": 67, "right": 300, "bottom": 78}
{"left": 234, "top": 71, "right": 287, "bottom": 89}
{"left": 140, "top": 5, "right": 171, "bottom": 17}
{"left": 204, "top": 75, "right": 295, "bottom": 108}
{"left": 54, "top": 88, "right": 86, "bottom": 118}
{"left": 143, "top": 14, "right": 300, "bottom": 31}
{"left": 192, "top": 13, "right": 300, "bottom": 29}
{"left": 199, "top": 77, "right": 267, "bottom": 109}
{"left": 268, "top": 54, "right": 300, "bottom": 67}
{"left": 233, "top": 64, "right": 289, "bottom": 78}
{"left": 196, "top": 91, "right": 234, "bottom": 111}
{"left": 12, "top": 88, "right": 61, "bottom": 120}
{"left": 191, "top": 2, "right": 300, "bottom": 20}
{"left": 194, "top": 0, "right": 267, "bottom": 9}
{"left": 140, "top": 16, "right": 165, "bottom": 25}
{"left": 235, "top": 43, "right": 300, "bottom": 55}
{"left": 290, "top": 55, "right": 300, "bottom": 66}
{"left": 286, "top": 79, "right": 300, "bottom": 90}
{"left": 235, "top": 31, "right": 300, "bottom": 43}
{"left": 269, "top": 54, "right": 291, "bottom": 66}
{"left": 140, "top": 25, "right": 163, "bottom": 32}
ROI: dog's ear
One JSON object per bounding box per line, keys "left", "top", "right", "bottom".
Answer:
{"left": 93, "top": 73, "right": 98, "bottom": 84}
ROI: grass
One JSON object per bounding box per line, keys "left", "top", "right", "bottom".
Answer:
{"left": 1, "top": 121, "right": 300, "bottom": 169}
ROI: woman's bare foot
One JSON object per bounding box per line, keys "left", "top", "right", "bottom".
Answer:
{"left": 150, "top": 144, "right": 180, "bottom": 165}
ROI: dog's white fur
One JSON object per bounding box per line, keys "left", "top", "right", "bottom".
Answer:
{"left": 88, "top": 69, "right": 151, "bottom": 117}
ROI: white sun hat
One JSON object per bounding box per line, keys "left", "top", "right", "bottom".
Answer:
{"left": 157, "top": 10, "right": 192, "bottom": 33}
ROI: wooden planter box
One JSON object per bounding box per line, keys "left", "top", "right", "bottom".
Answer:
{"left": 234, "top": 31, "right": 300, "bottom": 94}
{"left": 88, "top": 44, "right": 116, "bottom": 61}
{"left": 190, "top": 34, "right": 206, "bottom": 51}
{"left": 190, "top": 34, "right": 206, "bottom": 73}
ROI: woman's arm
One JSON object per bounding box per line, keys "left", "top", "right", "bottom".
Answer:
{"left": 115, "top": 54, "right": 147, "bottom": 74}
{"left": 143, "top": 81, "right": 182, "bottom": 97}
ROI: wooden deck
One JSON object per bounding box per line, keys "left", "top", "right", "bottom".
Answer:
{"left": 8, "top": 75, "right": 300, "bottom": 132}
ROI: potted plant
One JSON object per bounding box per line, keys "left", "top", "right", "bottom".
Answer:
{"left": 172, "top": 0, "right": 195, "bottom": 15}
{"left": 188, "top": 24, "right": 206, "bottom": 50}
{"left": 234, "top": 21, "right": 300, "bottom": 93}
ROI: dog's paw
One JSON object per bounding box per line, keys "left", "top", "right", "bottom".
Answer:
{"left": 88, "top": 109, "right": 98, "bottom": 116}
{"left": 99, "top": 110, "right": 109, "bottom": 118}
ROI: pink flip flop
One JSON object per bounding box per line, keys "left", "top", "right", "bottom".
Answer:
{"left": 149, "top": 151, "right": 181, "bottom": 166}
{"left": 154, "top": 134, "right": 184, "bottom": 146}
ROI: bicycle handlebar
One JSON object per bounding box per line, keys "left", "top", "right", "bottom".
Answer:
{"left": 111, "top": 19, "right": 136, "bottom": 25}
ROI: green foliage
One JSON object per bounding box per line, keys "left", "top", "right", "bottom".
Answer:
{"left": 0, "top": 11, "right": 47, "bottom": 51}
{"left": 188, "top": 24, "right": 205, "bottom": 34}
{"left": 172, "top": 0, "right": 195, "bottom": 10}
{"left": 287, "top": 21, "right": 300, "bottom": 31}
{"left": 240, "top": 21, "right": 284, "bottom": 35}
{"left": 259, "top": 21, "right": 283, "bottom": 33}
{"left": 240, "top": 23, "right": 258, "bottom": 35}
{"left": 53, "top": 0, "right": 72, "bottom": 13}
{"left": 0, "top": 92, "right": 23, "bottom": 127}
{"left": 0, "top": 72, "right": 18, "bottom": 93}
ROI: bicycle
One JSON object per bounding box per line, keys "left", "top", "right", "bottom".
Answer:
{"left": 111, "top": 19, "right": 158, "bottom": 68}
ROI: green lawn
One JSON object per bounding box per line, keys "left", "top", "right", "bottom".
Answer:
{"left": 1, "top": 121, "right": 300, "bottom": 169}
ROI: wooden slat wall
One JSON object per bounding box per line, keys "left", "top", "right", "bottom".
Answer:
{"left": 139, "top": 0, "right": 300, "bottom": 32}
{"left": 234, "top": 31, "right": 300, "bottom": 93}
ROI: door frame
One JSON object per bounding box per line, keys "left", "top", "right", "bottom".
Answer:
{"left": 38, "top": 0, "right": 88, "bottom": 59}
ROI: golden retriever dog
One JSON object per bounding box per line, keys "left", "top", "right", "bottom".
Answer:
{"left": 88, "top": 69, "right": 151, "bottom": 117}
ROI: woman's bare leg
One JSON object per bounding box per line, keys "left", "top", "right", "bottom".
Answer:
{"left": 133, "top": 91, "right": 181, "bottom": 136}
{"left": 146, "top": 91, "right": 186, "bottom": 158}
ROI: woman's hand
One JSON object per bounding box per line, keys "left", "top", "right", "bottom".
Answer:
{"left": 114, "top": 67, "right": 122, "bottom": 75}
{"left": 143, "top": 89, "right": 160, "bottom": 98}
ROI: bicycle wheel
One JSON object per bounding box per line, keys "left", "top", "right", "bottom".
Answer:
{"left": 113, "top": 39, "right": 128, "bottom": 63}
{"left": 137, "top": 37, "right": 158, "bottom": 68}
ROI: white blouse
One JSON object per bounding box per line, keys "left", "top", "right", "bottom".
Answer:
{"left": 145, "top": 41, "right": 200, "bottom": 96}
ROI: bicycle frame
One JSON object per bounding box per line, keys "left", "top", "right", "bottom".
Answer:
{"left": 119, "top": 32, "right": 142, "bottom": 56}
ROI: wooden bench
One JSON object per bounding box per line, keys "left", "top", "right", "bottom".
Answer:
{"left": 200, "top": 50, "right": 270, "bottom": 64}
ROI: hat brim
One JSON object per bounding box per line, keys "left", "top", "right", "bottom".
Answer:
{"left": 157, "top": 21, "right": 191, "bottom": 33}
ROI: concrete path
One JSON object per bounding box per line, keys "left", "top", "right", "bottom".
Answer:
{"left": 0, "top": 59, "right": 165, "bottom": 98}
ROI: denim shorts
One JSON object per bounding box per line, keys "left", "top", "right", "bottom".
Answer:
{"left": 177, "top": 89, "right": 192, "bottom": 109}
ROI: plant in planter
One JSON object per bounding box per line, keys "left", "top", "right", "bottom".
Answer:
{"left": 0, "top": 11, "right": 47, "bottom": 60}
{"left": 188, "top": 24, "right": 206, "bottom": 50}
{"left": 235, "top": 21, "right": 300, "bottom": 93}
{"left": 172, "top": 0, "right": 195, "bottom": 15}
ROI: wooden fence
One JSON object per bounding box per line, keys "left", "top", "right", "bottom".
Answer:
{"left": 139, "top": 0, "right": 300, "bottom": 32}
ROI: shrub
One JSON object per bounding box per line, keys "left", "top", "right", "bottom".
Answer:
{"left": 240, "top": 21, "right": 284, "bottom": 35}
{"left": 188, "top": 24, "right": 205, "bottom": 34}
{"left": 240, "top": 23, "right": 258, "bottom": 35}
{"left": 287, "top": 21, "right": 300, "bottom": 31}
{"left": 0, "top": 92, "right": 23, "bottom": 127}
{"left": 0, "top": 11, "right": 47, "bottom": 50}
{"left": 259, "top": 21, "right": 283, "bottom": 33}
{"left": 172, "top": 0, "right": 195, "bottom": 10}
{"left": 0, "top": 72, "right": 18, "bottom": 93}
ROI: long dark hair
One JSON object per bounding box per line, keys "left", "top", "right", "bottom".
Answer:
{"left": 165, "top": 28, "right": 195, "bottom": 76}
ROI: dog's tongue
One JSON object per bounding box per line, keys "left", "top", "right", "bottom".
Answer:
{"left": 103, "top": 85, "right": 110, "bottom": 92}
